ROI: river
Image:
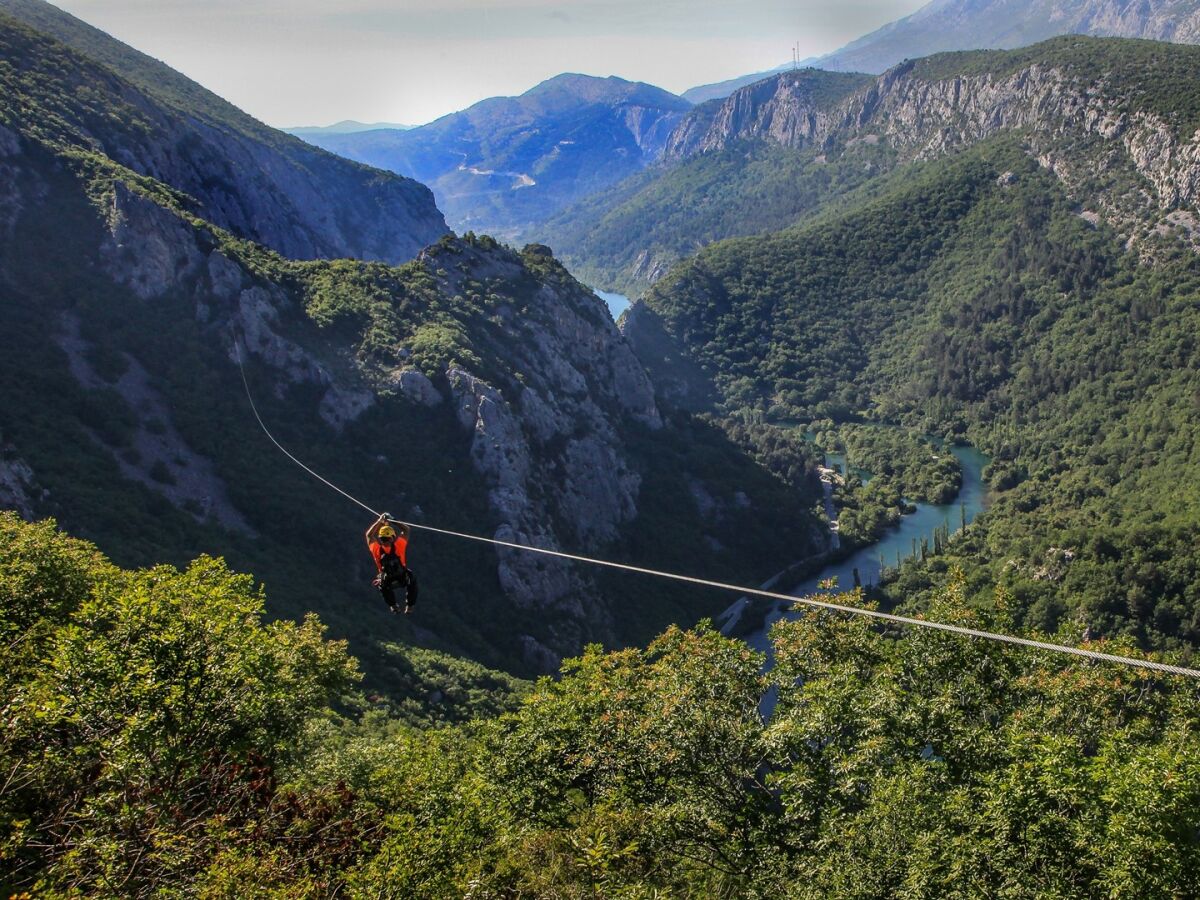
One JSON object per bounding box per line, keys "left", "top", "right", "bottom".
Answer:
{"left": 593, "top": 289, "right": 630, "bottom": 319}
{"left": 722, "top": 444, "right": 991, "bottom": 654}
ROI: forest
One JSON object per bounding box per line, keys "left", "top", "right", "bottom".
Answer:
{"left": 636, "top": 134, "right": 1200, "bottom": 656}
{"left": 5, "top": 512, "right": 1199, "bottom": 898}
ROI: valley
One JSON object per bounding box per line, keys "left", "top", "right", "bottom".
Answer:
{"left": 6, "top": 0, "right": 1200, "bottom": 895}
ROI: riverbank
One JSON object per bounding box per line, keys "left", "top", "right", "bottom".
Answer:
{"left": 720, "top": 444, "right": 991, "bottom": 654}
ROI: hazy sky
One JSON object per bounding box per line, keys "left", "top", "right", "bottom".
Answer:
{"left": 52, "top": 1, "right": 927, "bottom": 127}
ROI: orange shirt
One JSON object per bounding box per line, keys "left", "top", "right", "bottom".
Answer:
{"left": 370, "top": 537, "right": 408, "bottom": 571}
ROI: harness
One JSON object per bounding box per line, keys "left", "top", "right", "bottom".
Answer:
{"left": 377, "top": 540, "right": 407, "bottom": 580}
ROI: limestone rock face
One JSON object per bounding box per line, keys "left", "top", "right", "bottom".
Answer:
{"left": 100, "top": 184, "right": 204, "bottom": 301}
{"left": 664, "top": 72, "right": 840, "bottom": 159}
{"left": 629, "top": 248, "right": 677, "bottom": 286}
{"left": 425, "top": 241, "right": 668, "bottom": 667}
{"left": 665, "top": 53, "right": 1200, "bottom": 252}
{"left": 395, "top": 368, "right": 443, "bottom": 408}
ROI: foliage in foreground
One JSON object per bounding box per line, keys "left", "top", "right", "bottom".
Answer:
{"left": 4, "top": 513, "right": 1199, "bottom": 897}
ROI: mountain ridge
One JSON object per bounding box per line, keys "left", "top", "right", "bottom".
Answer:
{"left": 298, "top": 73, "right": 691, "bottom": 236}
{"left": 542, "top": 36, "right": 1200, "bottom": 295}
{"left": 0, "top": 0, "right": 448, "bottom": 263}
{"left": 816, "top": 0, "right": 1200, "bottom": 74}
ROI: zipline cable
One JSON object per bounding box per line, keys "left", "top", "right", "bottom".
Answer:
{"left": 234, "top": 341, "right": 378, "bottom": 518}
{"left": 233, "top": 340, "right": 1200, "bottom": 680}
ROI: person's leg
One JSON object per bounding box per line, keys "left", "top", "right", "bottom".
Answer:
{"left": 378, "top": 579, "right": 398, "bottom": 610}
{"left": 404, "top": 569, "right": 418, "bottom": 608}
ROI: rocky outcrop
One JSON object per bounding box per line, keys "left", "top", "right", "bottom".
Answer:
{"left": 665, "top": 45, "right": 1200, "bottom": 249}
{"left": 664, "top": 72, "right": 851, "bottom": 159}
{"left": 622, "top": 104, "right": 689, "bottom": 158}
{"left": 0, "top": 439, "right": 37, "bottom": 519}
{"left": 419, "top": 241, "right": 665, "bottom": 669}
{"left": 629, "top": 248, "right": 679, "bottom": 286}
{"left": 100, "top": 183, "right": 205, "bottom": 301}
{"left": 395, "top": 369, "right": 443, "bottom": 407}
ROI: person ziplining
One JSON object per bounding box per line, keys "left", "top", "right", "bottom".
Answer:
{"left": 366, "top": 513, "right": 418, "bottom": 614}
{"left": 233, "top": 338, "right": 1200, "bottom": 679}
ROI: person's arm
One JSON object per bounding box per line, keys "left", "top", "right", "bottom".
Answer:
{"left": 365, "top": 513, "right": 388, "bottom": 547}
{"left": 395, "top": 522, "right": 410, "bottom": 540}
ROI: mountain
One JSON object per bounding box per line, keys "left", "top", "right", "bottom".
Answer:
{"left": 0, "top": 0, "right": 447, "bottom": 262}
{"left": 624, "top": 41, "right": 1200, "bottom": 653}
{"left": 286, "top": 120, "right": 413, "bottom": 136}
{"left": 815, "top": 0, "right": 1200, "bottom": 74}
{"left": 535, "top": 68, "right": 876, "bottom": 294}
{"left": 680, "top": 0, "right": 1200, "bottom": 106}
{"left": 11, "top": 11, "right": 1200, "bottom": 898}
{"left": 543, "top": 36, "right": 1200, "bottom": 295}
{"left": 297, "top": 73, "right": 692, "bottom": 236}
{"left": 0, "top": 8, "right": 828, "bottom": 683}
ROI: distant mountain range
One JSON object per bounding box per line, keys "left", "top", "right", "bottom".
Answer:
{"left": 286, "top": 120, "right": 413, "bottom": 136}
{"left": 295, "top": 74, "right": 691, "bottom": 237}
{"left": 543, "top": 35, "right": 1200, "bottom": 295}
{"left": 683, "top": 0, "right": 1200, "bottom": 102}
{"left": 281, "top": 0, "right": 1200, "bottom": 244}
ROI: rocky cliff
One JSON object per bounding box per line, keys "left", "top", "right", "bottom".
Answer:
{"left": 0, "top": 1, "right": 447, "bottom": 263}
{"left": 663, "top": 37, "right": 1200, "bottom": 252}
{"left": 1, "top": 98, "right": 820, "bottom": 675}
{"left": 664, "top": 70, "right": 872, "bottom": 160}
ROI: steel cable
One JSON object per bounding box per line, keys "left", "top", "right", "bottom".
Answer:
{"left": 234, "top": 340, "right": 1200, "bottom": 680}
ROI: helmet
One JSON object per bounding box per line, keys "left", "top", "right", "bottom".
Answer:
{"left": 378, "top": 525, "right": 396, "bottom": 539}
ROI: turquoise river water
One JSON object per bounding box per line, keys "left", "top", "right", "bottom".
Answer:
{"left": 725, "top": 444, "right": 991, "bottom": 654}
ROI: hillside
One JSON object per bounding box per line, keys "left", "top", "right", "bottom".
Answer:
{"left": 632, "top": 129, "right": 1200, "bottom": 652}
{"left": 0, "top": 7, "right": 829, "bottom": 686}
{"left": 536, "top": 68, "right": 877, "bottom": 295}
{"left": 544, "top": 36, "right": 1200, "bottom": 295}
{"left": 0, "top": 0, "right": 448, "bottom": 262}
{"left": 299, "top": 73, "right": 691, "bottom": 236}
